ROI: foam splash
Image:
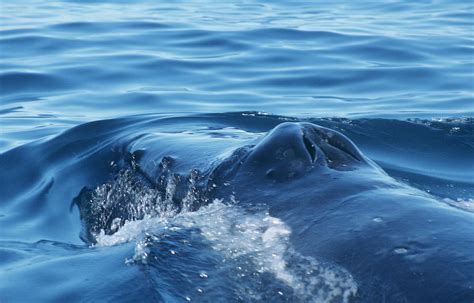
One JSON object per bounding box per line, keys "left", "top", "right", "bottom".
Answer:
{"left": 95, "top": 200, "right": 357, "bottom": 302}
{"left": 80, "top": 166, "right": 201, "bottom": 240}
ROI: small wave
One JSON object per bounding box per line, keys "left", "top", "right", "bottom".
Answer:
{"left": 242, "top": 28, "right": 354, "bottom": 42}
{"left": 0, "top": 35, "right": 89, "bottom": 58}
{"left": 0, "top": 71, "right": 72, "bottom": 94}
{"left": 48, "top": 21, "right": 172, "bottom": 32}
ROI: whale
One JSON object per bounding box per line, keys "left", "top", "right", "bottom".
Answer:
{"left": 71, "top": 119, "right": 474, "bottom": 302}
{"left": 1, "top": 114, "right": 473, "bottom": 302}
{"left": 206, "top": 122, "right": 474, "bottom": 302}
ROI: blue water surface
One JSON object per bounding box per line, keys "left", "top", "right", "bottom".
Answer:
{"left": 0, "top": 0, "right": 473, "bottom": 302}
{"left": 1, "top": 0, "right": 473, "bottom": 150}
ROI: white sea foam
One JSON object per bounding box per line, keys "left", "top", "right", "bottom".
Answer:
{"left": 95, "top": 199, "right": 357, "bottom": 302}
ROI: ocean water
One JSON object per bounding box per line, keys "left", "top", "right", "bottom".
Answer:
{"left": 0, "top": 0, "right": 473, "bottom": 302}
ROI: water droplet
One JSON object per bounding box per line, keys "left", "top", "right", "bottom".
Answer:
{"left": 199, "top": 272, "right": 208, "bottom": 278}
{"left": 124, "top": 258, "right": 134, "bottom": 265}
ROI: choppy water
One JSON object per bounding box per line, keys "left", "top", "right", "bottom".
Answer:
{"left": 1, "top": 1, "right": 473, "bottom": 302}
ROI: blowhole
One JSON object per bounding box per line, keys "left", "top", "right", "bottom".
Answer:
{"left": 303, "top": 135, "right": 317, "bottom": 162}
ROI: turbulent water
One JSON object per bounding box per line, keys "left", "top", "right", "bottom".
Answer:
{"left": 0, "top": 0, "right": 473, "bottom": 302}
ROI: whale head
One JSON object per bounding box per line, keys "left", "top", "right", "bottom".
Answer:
{"left": 240, "top": 122, "right": 371, "bottom": 182}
